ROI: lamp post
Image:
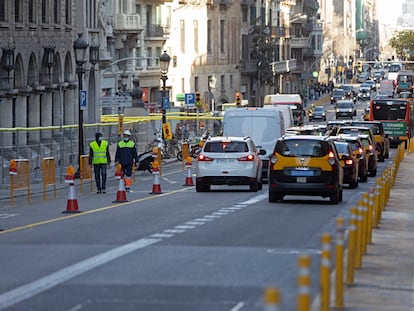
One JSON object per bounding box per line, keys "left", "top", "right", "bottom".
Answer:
{"left": 73, "top": 33, "right": 88, "bottom": 177}
{"left": 1, "top": 46, "right": 15, "bottom": 85}
{"left": 159, "top": 51, "right": 171, "bottom": 152}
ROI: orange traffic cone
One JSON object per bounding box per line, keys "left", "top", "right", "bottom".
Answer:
{"left": 150, "top": 161, "right": 162, "bottom": 194}
{"left": 183, "top": 157, "right": 194, "bottom": 186}
{"left": 63, "top": 166, "right": 81, "bottom": 213}
{"left": 113, "top": 164, "right": 128, "bottom": 203}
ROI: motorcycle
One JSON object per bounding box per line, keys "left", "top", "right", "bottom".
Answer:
{"left": 135, "top": 151, "right": 154, "bottom": 173}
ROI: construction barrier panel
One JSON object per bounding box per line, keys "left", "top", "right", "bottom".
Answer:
{"left": 9, "top": 159, "right": 31, "bottom": 205}
{"left": 80, "top": 155, "right": 93, "bottom": 193}
{"left": 41, "top": 157, "right": 56, "bottom": 200}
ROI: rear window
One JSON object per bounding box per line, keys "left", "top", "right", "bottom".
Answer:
{"left": 276, "top": 140, "right": 329, "bottom": 157}
{"left": 337, "top": 102, "right": 353, "bottom": 108}
{"left": 333, "top": 142, "right": 350, "bottom": 154}
{"left": 204, "top": 141, "right": 248, "bottom": 153}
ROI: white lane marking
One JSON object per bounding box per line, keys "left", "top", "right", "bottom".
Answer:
{"left": 0, "top": 238, "right": 159, "bottom": 311}
{"left": 150, "top": 233, "right": 174, "bottom": 238}
{"left": 0, "top": 214, "right": 19, "bottom": 219}
{"left": 204, "top": 215, "right": 221, "bottom": 219}
{"left": 175, "top": 225, "right": 195, "bottom": 230}
{"left": 230, "top": 301, "right": 245, "bottom": 311}
{"left": 185, "top": 221, "right": 205, "bottom": 225}
{"left": 195, "top": 218, "right": 214, "bottom": 222}
{"left": 240, "top": 194, "right": 267, "bottom": 204}
{"left": 163, "top": 229, "right": 185, "bottom": 234}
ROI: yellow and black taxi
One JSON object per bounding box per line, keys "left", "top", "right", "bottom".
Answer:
{"left": 358, "top": 134, "right": 378, "bottom": 177}
{"left": 331, "top": 140, "right": 359, "bottom": 189}
{"left": 337, "top": 135, "right": 369, "bottom": 182}
{"left": 268, "top": 135, "right": 344, "bottom": 204}
{"left": 350, "top": 120, "right": 390, "bottom": 161}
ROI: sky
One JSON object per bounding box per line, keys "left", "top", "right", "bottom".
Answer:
{"left": 376, "top": 0, "right": 404, "bottom": 26}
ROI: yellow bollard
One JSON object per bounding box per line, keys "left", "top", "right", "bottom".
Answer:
{"left": 367, "top": 188, "right": 375, "bottom": 244}
{"left": 361, "top": 194, "right": 369, "bottom": 254}
{"left": 320, "top": 233, "right": 331, "bottom": 311}
{"left": 335, "top": 218, "right": 345, "bottom": 309}
{"left": 346, "top": 207, "right": 358, "bottom": 285}
{"left": 297, "top": 254, "right": 311, "bottom": 311}
{"left": 263, "top": 287, "right": 281, "bottom": 311}
{"left": 355, "top": 202, "right": 363, "bottom": 269}
{"left": 381, "top": 176, "right": 386, "bottom": 211}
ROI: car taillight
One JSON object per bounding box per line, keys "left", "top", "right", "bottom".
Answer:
{"left": 197, "top": 154, "right": 214, "bottom": 161}
{"left": 369, "top": 144, "right": 374, "bottom": 152}
{"left": 270, "top": 154, "right": 278, "bottom": 164}
{"left": 359, "top": 147, "right": 363, "bottom": 154}
{"left": 345, "top": 159, "right": 353, "bottom": 165}
{"left": 328, "top": 150, "right": 336, "bottom": 165}
{"left": 238, "top": 154, "right": 255, "bottom": 161}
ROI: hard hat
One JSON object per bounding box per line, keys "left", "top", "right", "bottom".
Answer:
{"left": 123, "top": 130, "right": 131, "bottom": 136}
{"left": 95, "top": 132, "right": 103, "bottom": 139}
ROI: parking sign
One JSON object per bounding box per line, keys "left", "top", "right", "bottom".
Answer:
{"left": 80, "top": 90, "right": 87, "bottom": 110}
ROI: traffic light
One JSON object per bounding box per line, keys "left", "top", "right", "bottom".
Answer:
{"left": 195, "top": 92, "right": 201, "bottom": 107}
{"left": 357, "top": 61, "right": 362, "bottom": 73}
{"left": 235, "top": 92, "right": 242, "bottom": 107}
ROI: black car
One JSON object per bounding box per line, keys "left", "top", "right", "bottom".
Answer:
{"left": 331, "top": 88, "right": 345, "bottom": 104}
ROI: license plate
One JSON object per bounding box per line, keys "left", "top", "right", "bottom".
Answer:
{"left": 297, "top": 177, "right": 307, "bottom": 183}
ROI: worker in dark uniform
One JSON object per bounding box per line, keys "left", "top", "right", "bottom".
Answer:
{"left": 115, "top": 130, "right": 138, "bottom": 191}
{"left": 89, "top": 132, "right": 111, "bottom": 193}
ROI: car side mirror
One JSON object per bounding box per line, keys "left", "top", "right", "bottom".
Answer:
{"left": 258, "top": 149, "right": 267, "bottom": 155}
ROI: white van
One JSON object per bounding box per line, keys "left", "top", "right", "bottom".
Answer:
{"left": 222, "top": 107, "right": 285, "bottom": 181}
{"left": 263, "top": 94, "right": 305, "bottom": 125}
{"left": 263, "top": 104, "right": 294, "bottom": 129}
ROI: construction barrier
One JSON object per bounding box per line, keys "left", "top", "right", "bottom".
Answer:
{"left": 113, "top": 163, "right": 128, "bottom": 203}
{"left": 335, "top": 218, "right": 345, "bottom": 309}
{"left": 41, "top": 157, "right": 56, "bottom": 200}
{"left": 79, "top": 155, "right": 93, "bottom": 193}
{"left": 297, "top": 254, "right": 311, "bottom": 311}
{"left": 150, "top": 161, "right": 162, "bottom": 194}
{"left": 263, "top": 287, "right": 281, "bottom": 311}
{"left": 9, "top": 159, "right": 31, "bottom": 205}
{"left": 320, "top": 233, "right": 331, "bottom": 311}
{"left": 183, "top": 157, "right": 194, "bottom": 186}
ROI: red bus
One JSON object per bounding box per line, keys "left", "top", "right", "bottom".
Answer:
{"left": 369, "top": 98, "right": 414, "bottom": 147}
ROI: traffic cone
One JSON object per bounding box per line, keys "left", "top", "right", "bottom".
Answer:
{"left": 63, "top": 166, "right": 81, "bottom": 213}
{"left": 112, "top": 176, "right": 128, "bottom": 203}
{"left": 183, "top": 157, "right": 194, "bottom": 186}
{"left": 150, "top": 161, "right": 162, "bottom": 194}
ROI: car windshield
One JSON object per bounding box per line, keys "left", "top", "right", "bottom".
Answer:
{"left": 360, "top": 83, "right": 370, "bottom": 88}
{"left": 337, "top": 102, "right": 352, "bottom": 108}
{"left": 314, "top": 107, "right": 324, "bottom": 112}
{"left": 333, "top": 90, "right": 344, "bottom": 96}
{"left": 276, "top": 140, "right": 329, "bottom": 157}
{"left": 204, "top": 141, "right": 248, "bottom": 153}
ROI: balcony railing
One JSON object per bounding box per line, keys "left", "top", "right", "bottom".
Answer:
{"left": 291, "top": 37, "right": 309, "bottom": 49}
{"left": 271, "top": 59, "right": 297, "bottom": 74}
{"left": 146, "top": 25, "right": 170, "bottom": 38}
{"left": 113, "top": 14, "right": 142, "bottom": 31}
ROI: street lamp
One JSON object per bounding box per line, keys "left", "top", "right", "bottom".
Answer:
{"left": 159, "top": 51, "right": 171, "bottom": 152}
{"left": 73, "top": 33, "right": 88, "bottom": 177}
{"left": 1, "top": 46, "right": 15, "bottom": 86}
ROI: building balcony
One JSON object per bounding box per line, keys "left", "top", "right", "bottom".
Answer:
{"left": 145, "top": 25, "right": 170, "bottom": 39}
{"left": 113, "top": 14, "right": 143, "bottom": 32}
{"left": 240, "top": 59, "right": 258, "bottom": 74}
{"left": 271, "top": 59, "right": 297, "bottom": 74}
{"left": 291, "top": 37, "right": 309, "bottom": 49}
{"left": 303, "top": 48, "right": 322, "bottom": 58}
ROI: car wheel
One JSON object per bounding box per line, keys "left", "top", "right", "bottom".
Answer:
{"left": 385, "top": 151, "right": 389, "bottom": 158}
{"left": 330, "top": 191, "right": 339, "bottom": 204}
{"left": 269, "top": 192, "right": 278, "bottom": 203}
{"left": 360, "top": 171, "right": 368, "bottom": 182}
{"left": 378, "top": 154, "right": 385, "bottom": 162}
{"left": 370, "top": 168, "right": 377, "bottom": 177}
{"left": 258, "top": 181, "right": 263, "bottom": 191}
{"left": 196, "top": 182, "right": 210, "bottom": 192}
{"left": 349, "top": 178, "right": 358, "bottom": 189}
{"left": 249, "top": 179, "right": 259, "bottom": 192}
{"left": 339, "top": 188, "right": 343, "bottom": 202}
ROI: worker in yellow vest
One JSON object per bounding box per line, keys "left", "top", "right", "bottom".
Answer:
{"left": 115, "top": 130, "right": 138, "bottom": 191}
{"left": 89, "top": 132, "right": 111, "bottom": 193}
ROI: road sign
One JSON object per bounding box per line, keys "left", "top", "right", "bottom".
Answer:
{"left": 80, "top": 90, "right": 87, "bottom": 110}
{"left": 100, "top": 94, "right": 133, "bottom": 108}
{"left": 185, "top": 93, "right": 195, "bottom": 108}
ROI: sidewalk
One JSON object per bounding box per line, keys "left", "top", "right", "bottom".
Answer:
{"left": 343, "top": 151, "right": 414, "bottom": 310}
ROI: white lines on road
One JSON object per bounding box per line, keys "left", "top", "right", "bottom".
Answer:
{"left": 175, "top": 225, "right": 196, "bottom": 230}
{"left": 163, "top": 229, "right": 186, "bottom": 234}
{"left": 0, "top": 238, "right": 160, "bottom": 311}
{"left": 150, "top": 233, "right": 174, "bottom": 238}
{"left": 230, "top": 301, "right": 245, "bottom": 311}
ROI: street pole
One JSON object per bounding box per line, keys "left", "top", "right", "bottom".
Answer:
{"left": 159, "top": 51, "right": 171, "bottom": 157}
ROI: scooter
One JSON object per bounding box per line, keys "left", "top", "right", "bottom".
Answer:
{"left": 135, "top": 151, "right": 154, "bottom": 173}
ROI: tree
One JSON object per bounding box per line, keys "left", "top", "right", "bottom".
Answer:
{"left": 389, "top": 30, "right": 414, "bottom": 61}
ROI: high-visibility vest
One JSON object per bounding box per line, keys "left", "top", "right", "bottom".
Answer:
{"left": 90, "top": 140, "right": 108, "bottom": 164}
{"left": 117, "top": 140, "right": 135, "bottom": 149}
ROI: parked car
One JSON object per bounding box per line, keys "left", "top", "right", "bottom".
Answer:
{"left": 335, "top": 100, "right": 356, "bottom": 119}
{"left": 308, "top": 105, "right": 327, "bottom": 122}
{"left": 195, "top": 136, "right": 265, "bottom": 192}
{"left": 332, "top": 140, "right": 359, "bottom": 189}
{"left": 268, "top": 135, "right": 344, "bottom": 204}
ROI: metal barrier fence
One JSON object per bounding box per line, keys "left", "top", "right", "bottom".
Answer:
{"left": 0, "top": 114, "right": 223, "bottom": 185}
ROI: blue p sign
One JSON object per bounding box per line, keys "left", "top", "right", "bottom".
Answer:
{"left": 80, "top": 90, "right": 87, "bottom": 110}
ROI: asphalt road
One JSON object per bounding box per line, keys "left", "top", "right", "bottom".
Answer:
{"left": 0, "top": 94, "right": 392, "bottom": 311}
